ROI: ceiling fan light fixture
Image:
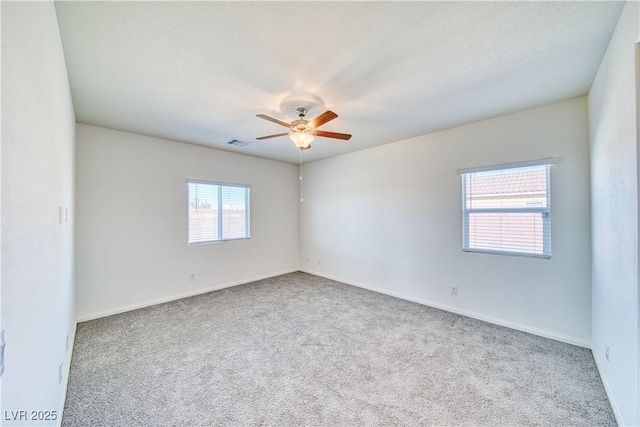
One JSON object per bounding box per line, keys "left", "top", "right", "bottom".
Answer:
{"left": 289, "top": 130, "right": 314, "bottom": 149}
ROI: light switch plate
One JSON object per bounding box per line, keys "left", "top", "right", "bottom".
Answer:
{"left": 0, "top": 328, "right": 5, "bottom": 377}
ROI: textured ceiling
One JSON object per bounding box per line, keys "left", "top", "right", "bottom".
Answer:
{"left": 54, "top": 1, "right": 624, "bottom": 164}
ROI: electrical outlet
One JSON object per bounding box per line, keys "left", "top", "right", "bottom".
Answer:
{"left": 450, "top": 285, "right": 458, "bottom": 295}
{"left": 605, "top": 344, "right": 610, "bottom": 361}
{"left": 317, "top": 259, "right": 321, "bottom": 265}
{"left": 58, "top": 364, "right": 63, "bottom": 384}
{"left": 189, "top": 273, "right": 196, "bottom": 282}
{"left": 306, "top": 257, "right": 309, "bottom": 263}
{"left": 66, "top": 334, "right": 69, "bottom": 352}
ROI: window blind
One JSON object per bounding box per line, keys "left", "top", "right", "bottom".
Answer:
{"left": 188, "top": 180, "right": 250, "bottom": 244}
{"left": 462, "top": 164, "right": 551, "bottom": 258}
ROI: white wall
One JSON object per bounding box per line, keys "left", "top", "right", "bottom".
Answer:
{"left": 301, "top": 97, "right": 592, "bottom": 346}
{"left": 588, "top": 2, "right": 639, "bottom": 425}
{"left": 1, "top": 1, "right": 76, "bottom": 425}
{"left": 75, "top": 124, "right": 299, "bottom": 320}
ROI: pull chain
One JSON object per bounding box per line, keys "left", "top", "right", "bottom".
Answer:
{"left": 299, "top": 147, "right": 304, "bottom": 202}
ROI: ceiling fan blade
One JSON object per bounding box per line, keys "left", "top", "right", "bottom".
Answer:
{"left": 315, "top": 130, "right": 352, "bottom": 140}
{"left": 301, "top": 144, "right": 312, "bottom": 151}
{"left": 256, "top": 114, "right": 291, "bottom": 128}
{"left": 256, "top": 132, "right": 289, "bottom": 140}
{"left": 309, "top": 110, "right": 338, "bottom": 129}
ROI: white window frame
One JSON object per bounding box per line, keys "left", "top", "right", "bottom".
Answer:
{"left": 459, "top": 158, "right": 557, "bottom": 259}
{"left": 187, "top": 180, "right": 250, "bottom": 245}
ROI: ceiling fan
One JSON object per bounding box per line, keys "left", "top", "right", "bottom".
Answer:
{"left": 256, "top": 107, "right": 352, "bottom": 150}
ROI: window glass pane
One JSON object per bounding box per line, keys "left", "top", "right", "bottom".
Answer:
{"left": 465, "top": 166, "right": 548, "bottom": 209}
{"left": 188, "top": 182, "right": 219, "bottom": 243}
{"left": 467, "top": 212, "right": 545, "bottom": 255}
{"left": 221, "top": 186, "right": 249, "bottom": 240}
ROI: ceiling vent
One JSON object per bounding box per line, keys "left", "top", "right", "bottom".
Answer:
{"left": 227, "top": 139, "right": 252, "bottom": 147}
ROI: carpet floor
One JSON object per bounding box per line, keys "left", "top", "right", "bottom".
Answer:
{"left": 63, "top": 272, "right": 615, "bottom": 426}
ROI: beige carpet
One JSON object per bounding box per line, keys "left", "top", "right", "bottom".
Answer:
{"left": 63, "top": 272, "right": 615, "bottom": 426}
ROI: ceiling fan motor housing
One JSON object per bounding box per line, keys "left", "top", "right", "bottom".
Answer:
{"left": 291, "top": 120, "right": 313, "bottom": 133}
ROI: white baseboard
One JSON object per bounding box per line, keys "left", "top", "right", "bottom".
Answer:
{"left": 76, "top": 269, "right": 299, "bottom": 322}
{"left": 58, "top": 320, "right": 77, "bottom": 427}
{"left": 300, "top": 268, "right": 591, "bottom": 349}
{"left": 592, "top": 351, "right": 624, "bottom": 426}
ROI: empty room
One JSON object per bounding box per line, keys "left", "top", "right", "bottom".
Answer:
{"left": 2, "top": 1, "right": 639, "bottom": 426}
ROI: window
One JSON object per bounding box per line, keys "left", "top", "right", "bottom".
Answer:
{"left": 461, "top": 161, "right": 552, "bottom": 258}
{"left": 187, "top": 180, "right": 250, "bottom": 244}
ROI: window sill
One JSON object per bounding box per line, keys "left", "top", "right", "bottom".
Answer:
{"left": 463, "top": 248, "right": 551, "bottom": 259}
{"left": 189, "top": 237, "right": 250, "bottom": 246}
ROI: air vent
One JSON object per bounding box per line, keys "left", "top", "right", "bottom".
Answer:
{"left": 227, "top": 139, "right": 252, "bottom": 147}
